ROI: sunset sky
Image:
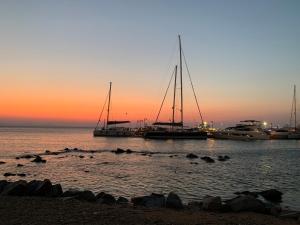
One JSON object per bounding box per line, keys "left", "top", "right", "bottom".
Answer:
{"left": 0, "top": 0, "right": 300, "bottom": 127}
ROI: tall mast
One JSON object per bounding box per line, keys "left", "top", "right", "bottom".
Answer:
{"left": 294, "top": 84, "right": 297, "bottom": 130}
{"left": 172, "top": 65, "right": 178, "bottom": 128}
{"left": 178, "top": 35, "right": 183, "bottom": 128}
{"left": 106, "top": 82, "right": 112, "bottom": 128}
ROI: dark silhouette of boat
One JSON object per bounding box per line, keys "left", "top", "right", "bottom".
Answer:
{"left": 93, "top": 82, "right": 133, "bottom": 137}
{"left": 144, "top": 35, "right": 207, "bottom": 140}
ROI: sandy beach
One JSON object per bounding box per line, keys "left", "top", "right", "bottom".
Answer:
{"left": 0, "top": 196, "right": 298, "bottom": 225}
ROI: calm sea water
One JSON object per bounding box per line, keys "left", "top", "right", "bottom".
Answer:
{"left": 0, "top": 127, "right": 299, "bottom": 209}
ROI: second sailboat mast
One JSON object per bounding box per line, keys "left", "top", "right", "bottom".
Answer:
{"left": 179, "top": 35, "right": 183, "bottom": 127}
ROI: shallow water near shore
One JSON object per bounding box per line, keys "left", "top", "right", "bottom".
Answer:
{"left": 0, "top": 127, "right": 299, "bottom": 209}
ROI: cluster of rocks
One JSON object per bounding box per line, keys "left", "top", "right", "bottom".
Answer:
{"left": 0, "top": 179, "right": 128, "bottom": 205}
{"left": 111, "top": 148, "right": 134, "bottom": 154}
{"left": 0, "top": 179, "right": 299, "bottom": 220}
{"left": 186, "top": 153, "right": 230, "bottom": 163}
{"left": 132, "top": 192, "right": 184, "bottom": 209}
{"left": 0, "top": 179, "right": 62, "bottom": 197}
{"left": 3, "top": 172, "right": 26, "bottom": 177}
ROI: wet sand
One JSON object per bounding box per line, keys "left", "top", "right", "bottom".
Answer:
{"left": 0, "top": 196, "right": 298, "bottom": 225}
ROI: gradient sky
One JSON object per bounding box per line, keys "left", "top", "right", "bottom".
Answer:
{"left": 0, "top": 0, "right": 300, "bottom": 127}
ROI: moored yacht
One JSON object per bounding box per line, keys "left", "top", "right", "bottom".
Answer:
{"left": 144, "top": 35, "right": 207, "bottom": 140}
{"left": 213, "top": 120, "right": 269, "bottom": 140}
{"left": 93, "top": 82, "right": 133, "bottom": 137}
{"left": 270, "top": 85, "right": 300, "bottom": 139}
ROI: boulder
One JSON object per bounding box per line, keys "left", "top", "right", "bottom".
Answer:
{"left": 126, "top": 149, "right": 133, "bottom": 154}
{"left": 0, "top": 161, "right": 6, "bottom": 165}
{"left": 29, "top": 179, "right": 53, "bottom": 196}
{"left": 166, "top": 192, "right": 183, "bottom": 209}
{"left": 259, "top": 189, "right": 282, "bottom": 202}
{"left": 224, "top": 155, "right": 230, "bottom": 160}
{"left": 131, "top": 193, "right": 165, "bottom": 208}
{"left": 20, "top": 154, "right": 35, "bottom": 159}
{"left": 114, "top": 148, "right": 125, "bottom": 154}
{"left": 51, "top": 184, "right": 63, "bottom": 197}
{"left": 62, "top": 189, "right": 82, "bottom": 198}
{"left": 79, "top": 155, "right": 84, "bottom": 158}
{"left": 17, "top": 164, "right": 24, "bottom": 167}
{"left": 0, "top": 180, "right": 9, "bottom": 193}
{"left": 202, "top": 196, "right": 222, "bottom": 211}
{"left": 201, "top": 156, "right": 215, "bottom": 163}
{"left": 3, "top": 172, "right": 16, "bottom": 177}
{"left": 117, "top": 196, "right": 129, "bottom": 204}
{"left": 96, "top": 192, "right": 116, "bottom": 204}
{"left": 26, "top": 180, "right": 43, "bottom": 195}
{"left": 31, "top": 155, "right": 46, "bottom": 163}
{"left": 186, "top": 153, "right": 198, "bottom": 159}
{"left": 74, "top": 190, "right": 96, "bottom": 202}
{"left": 1, "top": 180, "right": 27, "bottom": 196}
{"left": 17, "top": 173, "right": 26, "bottom": 177}
{"left": 226, "top": 195, "right": 265, "bottom": 213}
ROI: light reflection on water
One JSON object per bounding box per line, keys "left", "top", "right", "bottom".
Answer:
{"left": 0, "top": 127, "right": 299, "bottom": 209}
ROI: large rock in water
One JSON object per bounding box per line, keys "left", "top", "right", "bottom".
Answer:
{"left": 202, "top": 196, "right": 222, "bottom": 211}
{"left": 226, "top": 195, "right": 266, "bottom": 213}
{"left": 75, "top": 190, "right": 96, "bottom": 202}
{"left": 51, "top": 184, "right": 63, "bottom": 197}
{"left": 62, "top": 189, "right": 96, "bottom": 202}
{"left": 96, "top": 192, "right": 116, "bottom": 204}
{"left": 0, "top": 180, "right": 10, "bottom": 193}
{"left": 166, "top": 192, "right": 183, "bottom": 209}
{"left": 186, "top": 153, "right": 198, "bottom": 159}
{"left": 259, "top": 189, "right": 282, "bottom": 202}
{"left": 34, "top": 179, "right": 53, "bottom": 196}
{"left": 62, "top": 189, "right": 82, "bottom": 197}
{"left": 1, "top": 180, "right": 27, "bottom": 196}
{"left": 117, "top": 196, "right": 129, "bottom": 204}
{"left": 31, "top": 155, "right": 46, "bottom": 163}
{"left": 26, "top": 179, "right": 53, "bottom": 196}
{"left": 131, "top": 193, "right": 165, "bottom": 208}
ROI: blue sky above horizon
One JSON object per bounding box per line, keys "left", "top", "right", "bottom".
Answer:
{"left": 0, "top": 0, "right": 300, "bottom": 127}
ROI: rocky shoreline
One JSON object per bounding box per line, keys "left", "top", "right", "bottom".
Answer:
{"left": 0, "top": 179, "right": 300, "bottom": 225}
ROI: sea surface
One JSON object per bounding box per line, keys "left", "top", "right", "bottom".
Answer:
{"left": 0, "top": 127, "right": 299, "bottom": 209}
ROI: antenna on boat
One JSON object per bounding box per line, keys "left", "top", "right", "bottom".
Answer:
{"left": 106, "top": 82, "right": 112, "bottom": 129}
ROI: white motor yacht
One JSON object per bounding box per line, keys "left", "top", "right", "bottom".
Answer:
{"left": 213, "top": 120, "right": 269, "bottom": 140}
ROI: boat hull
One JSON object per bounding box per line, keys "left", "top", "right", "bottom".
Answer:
{"left": 213, "top": 131, "right": 269, "bottom": 140}
{"left": 144, "top": 131, "right": 207, "bottom": 140}
{"left": 93, "top": 129, "right": 132, "bottom": 137}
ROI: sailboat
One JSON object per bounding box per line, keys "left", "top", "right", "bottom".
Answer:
{"left": 144, "top": 35, "right": 207, "bottom": 139}
{"left": 93, "top": 82, "right": 133, "bottom": 137}
{"left": 270, "top": 85, "right": 300, "bottom": 139}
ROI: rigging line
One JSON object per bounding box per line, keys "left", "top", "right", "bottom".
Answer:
{"left": 181, "top": 49, "right": 204, "bottom": 124}
{"left": 154, "top": 66, "right": 177, "bottom": 123}
{"left": 95, "top": 91, "right": 109, "bottom": 129}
